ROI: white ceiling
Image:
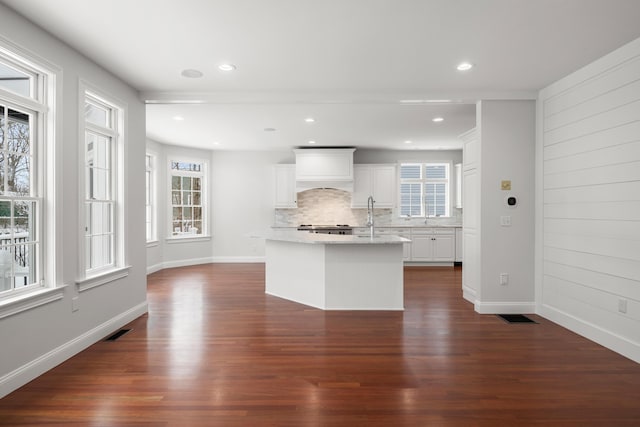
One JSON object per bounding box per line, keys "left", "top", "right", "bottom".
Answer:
{"left": 3, "top": 0, "right": 640, "bottom": 151}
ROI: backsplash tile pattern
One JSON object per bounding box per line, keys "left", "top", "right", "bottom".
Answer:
{"left": 274, "top": 188, "right": 462, "bottom": 227}
{"left": 274, "top": 189, "right": 392, "bottom": 226}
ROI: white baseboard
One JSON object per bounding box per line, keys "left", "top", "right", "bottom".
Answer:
{"left": 146, "top": 257, "right": 265, "bottom": 275}
{"left": 211, "top": 256, "right": 265, "bottom": 263}
{"left": 540, "top": 304, "right": 640, "bottom": 364}
{"left": 146, "top": 262, "right": 163, "bottom": 275}
{"left": 474, "top": 300, "right": 536, "bottom": 314}
{"left": 462, "top": 286, "right": 476, "bottom": 304}
{"left": 0, "top": 301, "right": 148, "bottom": 399}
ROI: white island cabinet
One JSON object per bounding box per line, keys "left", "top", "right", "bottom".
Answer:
{"left": 261, "top": 230, "right": 408, "bottom": 310}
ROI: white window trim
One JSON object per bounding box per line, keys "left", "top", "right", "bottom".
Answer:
{"left": 76, "top": 80, "right": 128, "bottom": 288}
{"left": 167, "top": 157, "right": 209, "bottom": 240}
{"left": 0, "top": 35, "right": 61, "bottom": 318}
{"left": 145, "top": 151, "right": 158, "bottom": 244}
{"left": 397, "top": 160, "right": 453, "bottom": 218}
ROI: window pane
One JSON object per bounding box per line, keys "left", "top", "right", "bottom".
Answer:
{"left": 14, "top": 200, "right": 35, "bottom": 241}
{"left": 8, "top": 109, "right": 30, "bottom": 154}
{"left": 0, "top": 62, "right": 31, "bottom": 98}
{"left": 182, "top": 176, "right": 191, "bottom": 190}
{"left": 425, "top": 164, "right": 446, "bottom": 179}
{"left": 96, "top": 135, "right": 110, "bottom": 170}
{"left": 400, "top": 164, "right": 421, "bottom": 179}
{"left": 7, "top": 154, "right": 30, "bottom": 195}
{"left": 85, "top": 102, "right": 109, "bottom": 127}
{"left": 0, "top": 200, "right": 10, "bottom": 231}
{"left": 193, "top": 191, "right": 201, "bottom": 205}
{"left": 172, "top": 161, "right": 201, "bottom": 172}
{"left": 193, "top": 177, "right": 201, "bottom": 191}
{"left": 172, "top": 191, "right": 180, "bottom": 205}
{"left": 171, "top": 175, "right": 181, "bottom": 190}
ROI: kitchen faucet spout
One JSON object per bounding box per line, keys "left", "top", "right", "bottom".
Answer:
{"left": 366, "top": 195, "right": 375, "bottom": 237}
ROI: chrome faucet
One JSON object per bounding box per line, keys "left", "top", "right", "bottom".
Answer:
{"left": 366, "top": 195, "right": 375, "bottom": 237}
{"left": 424, "top": 195, "right": 429, "bottom": 225}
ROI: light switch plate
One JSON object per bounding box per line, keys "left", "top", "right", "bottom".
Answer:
{"left": 500, "top": 216, "right": 512, "bottom": 226}
{"left": 501, "top": 180, "right": 511, "bottom": 190}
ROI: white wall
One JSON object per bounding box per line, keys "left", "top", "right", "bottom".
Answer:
{"left": 146, "top": 146, "right": 463, "bottom": 270}
{"left": 537, "top": 37, "right": 640, "bottom": 363}
{"left": 0, "top": 4, "right": 147, "bottom": 397}
{"left": 146, "top": 142, "right": 293, "bottom": 270}
{"left": 476, "top": 100, "right": 536, "bottom": 313}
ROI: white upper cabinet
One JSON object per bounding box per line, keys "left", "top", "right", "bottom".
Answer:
{"left": 460, "top": 128, "right": 478, "bottom": 171}
{"left": 274, "top": 164, "right": 297, "bottom": 208}
{"left": 455, "top": 163, "right": 462, "bottom": 209}
{"left": 351, "top": 164, "right": 396, "bottom": 208}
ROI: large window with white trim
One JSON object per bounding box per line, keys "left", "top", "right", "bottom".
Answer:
{"left": 0, "top": 47, "right": 51, "bottom": 300}
{"left": 399, "top": 163, "right": 450, "bottom": 217}
{"left": 83, "top": 91, "right": 123, "bottom": 275}
{"left": 170, "top": 160, "right": 205, "bottom": 237}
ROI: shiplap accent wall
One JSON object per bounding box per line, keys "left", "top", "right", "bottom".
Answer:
{"left": 537, "top": 37, "right": 640, "bottom": 363}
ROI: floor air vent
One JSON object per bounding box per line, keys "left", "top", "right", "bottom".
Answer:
{"left": 497, "top": 314, "right": 537, "bottom": 324}
{"left": 105, "top": 329, "right": 131, "bottom": 341}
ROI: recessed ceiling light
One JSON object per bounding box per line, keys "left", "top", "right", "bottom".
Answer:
{"left": 432, "top": 117, "right": 444, "bottom": 122}
{"left": 218, "top": 63, "right": 237, "bottom": 72}
{"left": 305, "top": 117, "right": 315, "bottom": 123}
{"left": 308, "top": 140, "right": 316, "bottom": 144}
{"left": 181, "top": 69, "right": 203, "bottom": 78}
{"left": 264, "top": 127, "right": 276, "bottom": 132}
{"left": 172, "top": 115, "right": 184, "bottom": 121}
{"left": 404, "top": 140, "right": 412, "bottom": 144}
{"left": 212, "top": 142, "right": 220, "bottom": 146}
{"left": 457, "top": 62, "right": 474, "bottom": 71}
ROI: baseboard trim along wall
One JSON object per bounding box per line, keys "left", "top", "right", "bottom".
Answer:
{"left": 0, "top": 302, "right": 148, "bottom": 399}
{"left": 474, "top": 301, "right": 536, "bottom": 314}
{"left": 147, "top": 257, "right": 266, "bottom": 275}
{"left": 541, "top": 304, "right": 640, "bottom": 364}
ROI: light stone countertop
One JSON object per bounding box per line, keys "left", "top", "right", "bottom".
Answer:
{"left": 252, "top": 229, "right": 410, "bottom": 245}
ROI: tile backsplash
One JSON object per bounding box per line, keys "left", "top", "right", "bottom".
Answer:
{"left": 274, "top": 188, "right": 461, "bottom": 227}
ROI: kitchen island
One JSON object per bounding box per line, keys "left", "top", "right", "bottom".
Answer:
{"left": 259, "top": 230, "right": 409, "bottom": 310}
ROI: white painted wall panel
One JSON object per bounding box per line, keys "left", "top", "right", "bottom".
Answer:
{"left": 543, "top": 55, "right": 640, "bottom": 117}
{"left": 544, "top": 181, "right": 640, "bottom": 204}
{"left": 544, "top": 141, "right": 640, "bottom": 174}
{"left": 544, "top": 218, "right": 640, "bottom": 240}
{"left": 544, "top": 101, "right": 639, "bottom": 146}
{"left": 538, "top": 36, "right": 640, "bottom": 366}
{"left": 544, "top": 62, "right": 640, "bottom": 126}
{"left": 544, "top": 121, "right": 640, "bottom": 160}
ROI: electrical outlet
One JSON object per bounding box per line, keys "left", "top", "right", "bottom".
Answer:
{"left": 72, "top": 297, "right": 79, "bottom": 312}
{"left": 500, "top": 273, "right": 509, "bottom": 286}
{"left": 618, "top": 299, "right": 628, "bottom": 314}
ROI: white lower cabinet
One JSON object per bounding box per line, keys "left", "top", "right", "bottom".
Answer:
{"left": 409, "top": 228, "right": 455, "bottom": 262}
{"left": 357, "top": 227, "right": 456, "bottom": 263}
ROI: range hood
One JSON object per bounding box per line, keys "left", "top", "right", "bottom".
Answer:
{"left": 294, "top": 148, "right": 355, "bottom": 193}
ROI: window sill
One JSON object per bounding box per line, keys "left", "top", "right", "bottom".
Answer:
{"left": 165, "top": 235, "right": 211, "bottom": 244}
{"left": 0, "top": 285, "right": 67, "bottom": 320}
{"left": 146, "top": 240, "right": 159, "bottom": 248}
{"left": 76, "top": 266, "right": 131, "bottom": 292}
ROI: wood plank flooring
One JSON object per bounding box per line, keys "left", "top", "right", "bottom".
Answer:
{"left": 1, "top": 264, "right": 639, "bottom": 426}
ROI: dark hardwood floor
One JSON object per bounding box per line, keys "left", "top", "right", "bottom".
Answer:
{"left": 1, "top": 264, "right": 639, "bottom": 426}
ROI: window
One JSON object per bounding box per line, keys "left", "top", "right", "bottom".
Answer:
{"left": 82, "top": 90, "right": 124, "bottom": 276}
{"left": 145, "top": 153, "right": 156, "bottom": 242}
{"left": 170, "top": 160, "right": 205, "bottom": 237}
{"left": 399, "top": 163, "right": 450, "bottom": 217}
{"left": 0, "top": 43, "right": 54, "bottom": 303}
